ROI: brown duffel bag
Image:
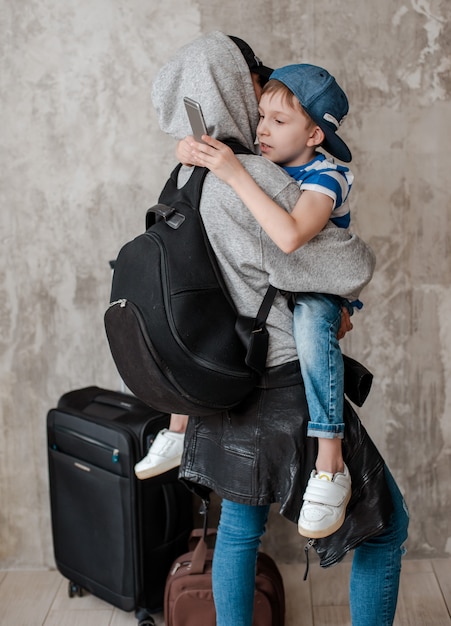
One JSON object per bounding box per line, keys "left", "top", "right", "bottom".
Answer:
{"left": 164, "top": 527, "right": 285, "bottom": 626}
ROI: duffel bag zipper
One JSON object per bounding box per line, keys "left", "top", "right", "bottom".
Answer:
{"left": 170, "top": 560, "right": 191, "bottom": 575}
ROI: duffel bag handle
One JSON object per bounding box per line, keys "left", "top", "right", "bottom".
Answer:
{"left": 189, "top": 536, "right": 209, "bottom": 574}
{"left": 188, "top": 527, "right": 217, "bottom": 550}
{"left": 189, "top": 528, "right": 217, "bottom": 540}
{"left": 188, "top": 496, "right": 216, "bottom": 574}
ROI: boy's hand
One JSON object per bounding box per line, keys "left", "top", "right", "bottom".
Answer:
{"left": 337, "top": 307, "right": 353, "bottom": 340}
{"left": 176, "top": 136, "right": 196, "bottom": 166}
{"left": 188, "top": 135, "right": 246, "bottom": 185}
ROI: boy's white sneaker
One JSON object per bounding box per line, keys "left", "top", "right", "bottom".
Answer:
{"left": 134, "top": 429, "right": 185, "bottom": 480}
{"left": 298, "top": 464, "right": 351, "bottom": 539}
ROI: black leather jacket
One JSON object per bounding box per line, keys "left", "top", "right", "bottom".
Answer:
{"left": 180, "top": 357, "right": 393, "bottom": 568}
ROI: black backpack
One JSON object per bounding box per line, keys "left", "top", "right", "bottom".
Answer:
{"left": 104, "top": 143, "right": 277, "bottom": 416}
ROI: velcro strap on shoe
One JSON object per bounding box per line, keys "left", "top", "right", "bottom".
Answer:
{"left": 303, "top": 477, "right": 349, "bottom": 507}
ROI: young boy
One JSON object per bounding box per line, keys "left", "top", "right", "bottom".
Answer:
{"left": 178, "top": 63, "right": 369, "bottom": 539}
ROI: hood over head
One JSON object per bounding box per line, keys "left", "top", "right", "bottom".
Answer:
{"left": 151, "top": 31, "right": 259, "bottom": 152}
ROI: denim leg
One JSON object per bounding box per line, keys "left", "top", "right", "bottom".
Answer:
{"left": 350, "top": 466, "right": 409, "bottom": 626}
{"left": 293, "top": 293, "right": 345, "bottom": 439}
{"left": 212, "top": 499, "right": 270, "bottom": 626}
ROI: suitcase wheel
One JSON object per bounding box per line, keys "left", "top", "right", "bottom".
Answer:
{"left": 135, "top": 608, "right": 155, "bottom": 626}
{"left": 68, "top": 581, "right": 83, "bottom": 598}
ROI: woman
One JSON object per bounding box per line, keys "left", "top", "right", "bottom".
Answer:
{"left": 151, "top": 31, "right": 409, "bottom": 626}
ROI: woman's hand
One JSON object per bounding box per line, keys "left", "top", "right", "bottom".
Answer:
{"left": 187, "top": 135, "right": 246, "bottom": 185}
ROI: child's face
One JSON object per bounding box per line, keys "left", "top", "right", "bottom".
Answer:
{"left": 256, "top": 91, "right": 318, "bottom": 167}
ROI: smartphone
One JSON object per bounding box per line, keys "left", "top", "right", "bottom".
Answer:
{"left": 183, "top": 96, "right": 208, "bottom": 143}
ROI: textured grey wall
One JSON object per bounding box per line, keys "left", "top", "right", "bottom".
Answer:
{"left": 1, "top": 0, "right": 450, "bottom": 568}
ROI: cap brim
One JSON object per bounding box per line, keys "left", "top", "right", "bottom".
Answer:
{"left": 322, "top": 129, "right": 352, "bottom": 163}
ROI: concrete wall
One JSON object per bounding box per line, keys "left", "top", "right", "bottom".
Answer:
{"left": 1, "top": 0, "right": 450, "bottom": 568}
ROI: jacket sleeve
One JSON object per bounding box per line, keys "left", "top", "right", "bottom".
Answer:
{"left": 263, "top": 221, "right": 376, "bottom": 300}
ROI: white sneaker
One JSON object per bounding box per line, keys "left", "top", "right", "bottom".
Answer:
{"left": 134, "top": 429, "right": 185, "bottom": 480}
{"left": 298, "top": 464, "right": 351, "bottom": 539}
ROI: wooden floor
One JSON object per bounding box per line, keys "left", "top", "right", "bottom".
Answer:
{"left": 0, "top": 558, "right": 450, "bottom": 625}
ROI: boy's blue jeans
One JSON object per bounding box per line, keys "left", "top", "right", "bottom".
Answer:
{"left": 212, "top": 467, "right": 409, "bottom": 626}
{"left": 293, "top": 292, "right": 347, "bottom": 439}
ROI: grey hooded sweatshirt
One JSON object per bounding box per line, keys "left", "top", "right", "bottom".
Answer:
{"left": 151, "top": 31, "right": 376, "bottom": 368}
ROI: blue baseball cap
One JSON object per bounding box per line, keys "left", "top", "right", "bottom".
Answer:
{"left": 270, "top": 64, "right": 352, "bottom": 162}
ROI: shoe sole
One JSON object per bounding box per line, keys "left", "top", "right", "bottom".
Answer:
{"left": 297, "top": 490, "right": 352, "bottom": 539}
{"left": 134, "top": 456, "right": 182, "bottom": 480}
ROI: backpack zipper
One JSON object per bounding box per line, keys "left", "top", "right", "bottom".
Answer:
{"left": 108, "top": 298, "right": 127, "bottom": 308}
{"left": 108, "top": 283, "right": 251, "bottom": 381}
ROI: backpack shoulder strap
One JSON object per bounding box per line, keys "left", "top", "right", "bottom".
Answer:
{"left": 147, "top": 140, "right": 254, "bottom": 229}
{"left": 166, "top": 139, "right": 253, "bottom": 209}
{"left": 255, "top": 285, "right": 278, "bottom": 330}
{"left": 147, "top": 141, "right": 278, "bottom": 335}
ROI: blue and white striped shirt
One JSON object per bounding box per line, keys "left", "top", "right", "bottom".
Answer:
{"left": 284, "top": 153, "right": 363, "bottom": 308}
{"left": 284, "top": 153, "right": 353, "bottom": 229}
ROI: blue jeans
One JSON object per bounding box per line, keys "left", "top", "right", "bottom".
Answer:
{"left": 212, "top": 466, "right": 409, "bottom": 626}
{"left": 293, "top": 293, "right": 347, "bottom": 439}
{"left": 349, "top": 467, "right": 409, "bottom": 625}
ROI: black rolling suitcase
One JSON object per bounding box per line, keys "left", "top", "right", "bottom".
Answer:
{"left": 47, "top": 386, "right": 193, "bottom": 625}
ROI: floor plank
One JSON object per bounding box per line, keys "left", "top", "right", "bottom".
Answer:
{"left": 309, "top": 561, "right": 351, "bottom": 607}
{"left": 432, "top": 558, "right": 451, "bottom": 614}
{"left": 0, "top": 560, "right": 450, "bottom": 625}
{"left": 0, "top": 570, "right": 61, "bottom": 626}
{"left": 110, "top": 609, "right": 145, "bottom": 625}
{"left": 109, "top": 608, "right": 165, "bottom": 625}
{"left": 49, "top": 575, "right": 114, "bottom": 612}
{"left": 312, "top": 605, "right": 351, "bottom": 626}
{"left": 394, "top": 567, "right": 451, "bottom": 626}
{"left": 49, "top": 574, "right": 165, "bottom": 626}
{"left": 401, "top": 557, "right": 434, "bottom": 574}
{"left": 278, "top": 563, "right": 313, "bottom": 626}
{"left": 43, "top": 610, "right": 113, "bottom": 626}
